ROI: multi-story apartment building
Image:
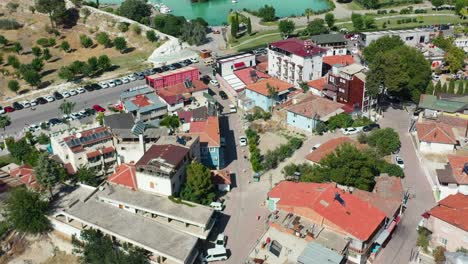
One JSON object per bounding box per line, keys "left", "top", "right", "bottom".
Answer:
{"left": 50, "top": 126, "right": 117, "bottom": 175}
{"left": 267, "top": 38, "right": 326, "bottom": 87}
{"left": 310, "top": 33, "right": 348, "bottom": 56}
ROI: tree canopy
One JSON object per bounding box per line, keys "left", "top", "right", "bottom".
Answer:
{"left": 258, "top": 5, "right": 276, "bottom": 22}
{"left": 34, "top": 152, "right": 64, "bottom": 196}
{"left": 278, "top": 20, "right": 295, "bottom": 38}
{"left": 5, "top": 187, "right": 50, "bottom": 234}
{"left": 76, "top": 166, "right": 101, "bottom": 186}
{"left": 118, "top": 0, "right": 151, "bottom": 23}
{"left": 324, "top": 13, "right": 335, "bottom": 28}
{"left": 160, "top": 115, "right": 180, "bottom": 129}
{"left": 180, "top": 161, "right": 216, "bottom": 205}
{"left": 366, "top": 128, "right": 400, "bottom": 156}
{"left": 304, "top": 18, "right": 328, "bottom": 36}
{"left": 113, "top": 37, "right": 127, "bottom": 53}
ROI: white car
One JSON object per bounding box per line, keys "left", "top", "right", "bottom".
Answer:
{"left": 20, "top": 101, "right": 31, "bottom": 108}
{"left": 215, "top": 234, "right": 227, "bottom": 248}
{"left": 62, "top": 114, "right": 73, "bottom": 122}
{"left": 29, "top": 100, "right": 38, "bottom": 107}
{"left": 395, "top": 155, "right": 405, "bottom": 169}
{"left": 44, "top": 95, "right": 55, "bottom": 102}
{"left": 0, "top": 107, "right": 5, "bottom": 115}
{"left": 128, "top": 74, "right": 137, "bottom": 81}
{"left": 70, "top": 112, "right": 82, "bottom": 120}
{"left": 107, "top": 80, "right": 116, "bottom": 87}
{"left": 69, "top": 89, "right": 78, "bottom": 96}
{"left": 239, "top": 136, "right": 248, "bottom": 146}
{"left": 62, "top": 91, "right": 71, "bottom": 98}
{"left": 28, "top": 124, "right": 40, "bottom": 132}
{"left": 77, "top": 87, "right": 86, "bottom": 94}
{"left": 189, "top": 57, "right": 199, "bottom": 63}
{"left": 342, "top": 127, "right": 360, "bottom": 135}
{"left": 99, "top": 81, "right": 109, "bottom": 89}
{"left": 210, "top": 79, "right": 219, "bottom": 86}
{"left": 78, "top": 110, "right": 88, "bottom": 117}
{"left": 121, "top": 77, "right": 130, "bottom": 84}
{"left": 310, "top": 143, "right": 321, "bottom": 152}
{"left": 432, "top": 75, "right": 440, "bottom": 81}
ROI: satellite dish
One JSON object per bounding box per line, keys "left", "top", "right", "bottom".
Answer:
{"left": 76, "top": 132, "right": 82, "bottom": 138}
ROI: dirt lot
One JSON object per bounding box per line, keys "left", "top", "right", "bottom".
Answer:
{"left": 258, "top": 131, "right": 288, "bottom": 153}
{"left": 0, "top": 0, "right": 163, "bottom": 100}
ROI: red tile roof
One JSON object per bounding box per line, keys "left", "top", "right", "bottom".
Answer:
{"left": 108, "top": 163, "right": 138, "bottom": 190}
{"left": 211, "top": 170, "right": 231, "bottom": 185}
{"left": 9, "top": 164, "right": 38, "bottom": 189}
{"left": 256, "top": 62, "right": 268, "bottom": 73}
{"left": 270, "top": 38, "right": 327, "bottom": 57}
{"left": 132, "top": 95, "right": 152, "bottom": 107}
{"left": 234, "top": 67, "right": 270, "bottom": 85}
{"left": 287, "top": 95, "right": 344, "bottom": 120}
{"left": 323, "top": 55, "right": 355, "bottom": 66}
{"left": 427, "top": 193, "right": 468, "bottom": 231}
{"left": 305, "top": 137, "right": 361, "bottom": 163}
{"left": 307, "top": 77, "right": 327, "bottom": 91}
{"left": 416, "top": 122, "right": 457, "bottom": 145}
{"left": 136, "top": 144, "right": 189, "bottom": 167}
{"left": 447, "top": 155, "right": 468, "bottom": 184}
{"left": 157, "top": 80, "right": 208, "bottom": 105}
{"left": 268, "top": 181, "right": 386, "bottom": 241}
{"left": 189, "top": 116, "right": 220, "bottom": 147}
{"left": 245, "top": 78, "right": 293, "bottom": 97}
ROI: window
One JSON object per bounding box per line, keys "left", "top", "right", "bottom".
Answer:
{"left": 440, "top": 238, "right": 448, "bottom": 246}
{"left": 150, "top": 182, "right": 154, "bottom": 189}
{"left": 339, "top": 88, "right": 345, "bottom": 93}
{"left": 209, "top": 148, "right": 216, "bottom": 153}
{"left": 341, "top": 79, "right": 346, "bottom": 84}
{"left": 405, "top": 36, "right": 414, "bottom": 41}
{"left": 330, "top": 76, "right": 335, "bottom": 83}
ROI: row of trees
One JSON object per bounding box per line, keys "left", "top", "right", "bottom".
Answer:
{"left": 351, "top": 13, "right": 376, "bottom": 30}
{"left": 426, "top": 79, "right": 468, "bottom": 95}
{"left": 153, "top": 15, "right": 208, "bottom": 45}
{"left": 58, "top": 55, "right": 112, "bottom": 81}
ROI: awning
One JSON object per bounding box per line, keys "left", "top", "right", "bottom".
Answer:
{"left": 375, "top": 218, "right": 400, "bottom": 245}
{"left": 234, "top": 62, "right": 245, "bottom": 68}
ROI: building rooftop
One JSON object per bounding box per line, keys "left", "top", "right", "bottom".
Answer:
{"left": 9, "top": 164, "right": 38, "bottom": 189}
{"left": 305, "top": 137, "right": 361, "bottom": 163}
{"left": 310, "top": 33, "right": 347, "bottom": 45}
{"left": 146, "top": 66, "right": 198, "bottom": 79}
{"left": 234, "top": 67, "right": 270, "bottom": 85}
{"left": 297, "top": 242, "right": 344, "bottom": 264}
{"left": 103, "top": 113, "right": 135, "bottom": 130}
{"left": 268, "top": 181, "right": 386, "bottom": 241}
{"left": 416, "top": 122, "right": 457, "bottom": 145}
{"left": 62, "top": 192, "right": 199, "bottom": 263}
{"left": 245, "top": 78, "right": 293, "bottom": 97}
{"left": 157, "top": 80, "right": 208, "bottom": 105}
{"left": 120, "top": 87, "right": 154, "bottom": 101}
{"left": 269, "top": 38, "right": 327, "bottom": 57}
{"left": 211, "top": 170, "right": 231, "bottom": 185}
{"left": 437, "top": 155, "right": 468, "bottom": 185}
{"left": 63, "top": 127, "right": 113, "bottom": 153}
{"left": 216, "top": 52, "right": 254, "bottom": 64}
{"left": 307, "top": 77, "right": 328, "bottom": 91}
{"left": 323, "top": 55, "right": 355, "bottom": 67}
{"left": 189, "top": 116, "right": 220, "bottom": 147}
{"left": 426, "top": 193, "right": 468, "bottom": 232}
{"left": 97, "top": 183, "right": 214, "bottom": 228}
{"left": 107, "top": 163, "right": 138, "bottom": 190}
{"left": 287, "top": 95, "right": 344, "bottom": 121}
{"left": 177, "top": 106, "right": 208, "bottom": 123}
{"left": 123, "top": 93, "right": 167, "bottom": 113}
{"left": 362, "top": 28, "right": 432, "bottom": 36}
{"left": 136, "top": 144, "right": 190, "bottom": 167}
{"left": 339, "top": 63, "right": 366, "bottom": 76}
{"left": 418, "top": 94, "right": 468, "bottom": 113}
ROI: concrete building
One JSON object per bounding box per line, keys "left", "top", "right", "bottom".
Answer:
{"left": 268, "top": 39, "right": 326, "bottom": 87}
{"left": 310, "top": 33, "right": 348, "bottom": 56}
{"left": 286, "top": 94, "right": 344, "bottom": 133}
{"left": 454, "top": 37, "right": 468, "bottom": 53}
{"left": 217, "top": 67, "right": 270, "bottom": 98}
{"left": 244, "top": 78, "right": 294, "bottom": 111}
{"left": 416, "top": 122, "right": 457, "bottom": 153}
{"left": 121, "top": 87, "right": 167, "bottom": 122}
{"left": 51, "top": 182, "right": 216, "bottom": 264}
{"left": 215, "top": 52, "right": 256, "bottom": 77}
{"left": 436, "top": 155, "right": 468, "bottom": 200}
{"left": 305, "top": 137, "right": 362, "bottom": 164}
{"left": 211, "top": 170, "right": 231, "bottom": 192}
{"left": 185, "top": 116, "right": 222, "bottom": 169}
{"left": 8, "top": 164, "right": 39, "bottom": 190}
{"left": 50, "top": 126, "right": 117, "bottom": 175}
{"left": 421, "top": 193, "right": 468, "bottom": 252}
{"left": 359, "top": 29, "right": 433, "bottom": 47}
{"left": 156, "top": 79, "right": 208, "bottom": 112}
{"left": 146, "top": 67, "right": 199, "bottom": 90}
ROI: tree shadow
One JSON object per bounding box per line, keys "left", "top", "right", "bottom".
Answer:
{"left": 18, "top": 89, "right": 31, "bottom": 95}
{"left": 38, "top": 81, "right": 53, "bottom": 89}
{"left": 48, "top": 57, "right": 61, "bottom": 63}
{"left": 122, "top": 47, "right": 135, "bottom": 54}
{"left": 69, "top": 48, "right": 77, "bottom": 53}
{"left": 109, "top": 65, "right": 120, "bottom": 71}
{"left": 41, "top": 69, "right": 56, "bottom": 77}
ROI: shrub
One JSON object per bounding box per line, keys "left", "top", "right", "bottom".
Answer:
{"left": 130, "top": 23, "right": 141, "bottom": 35}
{"left": 79, "top": 34, "right": 93, "bottom": 48}
{"left": 0, "top": 18, "right": 22, "bottom": 30}
{"left": 118, "top": 22, "right": 129, "bottom": 32}
{"left": 36, "top": 37, "right": 55, "bottom": 47}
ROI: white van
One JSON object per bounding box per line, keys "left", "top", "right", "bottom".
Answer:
{"left": 229, "top": 104, "right": 237, "bottom": 113}
{"left": 210, "top": 202, "right": 224, "bottom": 211}
{"left": 202, "top": 247, "right": 228, "bottom": 262}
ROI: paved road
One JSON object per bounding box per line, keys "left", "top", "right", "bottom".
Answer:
{"left": 2, "top": 80, "right": 147, "bottom": 137}
{"left": 375, "top": 106, "right": 436, "bottom": 264}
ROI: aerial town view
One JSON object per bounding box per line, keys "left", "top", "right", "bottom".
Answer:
{"left": 0, "top": 0, "right": 467, "bottom": 263}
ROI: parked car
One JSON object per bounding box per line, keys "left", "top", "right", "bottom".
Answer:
{"left": 49, "top": 118, "right": 63, "bottom": 126}
{"left": 93, "top": 104, "right": 106, "bottom": 112}
{"left": 201, "top": 75, "right": 211, "bottom": 84}
{"left": 210, "top": 79, "right": 219, "bottom": 87}
{"left": 84, "top": 108, "right": 96, "bottom": 116}
{"left": 209, "top": 201, "right": 225, "bottom": 211}
{"left": 341, "top": 127, "right": 360, "bottom": 135}
{"left": 20, "top": 101, "right": 31, "bottom": 108}
{"left": 310, "top": 143, "right": 321, "bottom": 152}
{"left": 62, "top": 91, "right": 71, "bottom": 98}
{"left": 69, "top": 89, "right": 78, "bottom": 96}
{"left": 12, "top": 102, "right": 24, "bottom": 110}
{"left": 432, "top": 74, "right": 440, "bottom": 81}
{"left": 136, "top": 72, "right": 145, "bottom": 80}
{"left": 77, "top": 87, "right": 86, "bottom": 94}
{"left": 201, "top": 247, "right": 228, "bottom": 262}
{"left": 0, "top": 107, "right": 4, "bottom": 115}
{"left": 27, "top": 124, "right": 40, "bottom": 132}
{"left": 239, "top": 136, "right": 247, "bottom": 146}
{"left": 219, "top": 91, "right": 228, "bottom": 100}
{"left": 29, "top": 100, "right": 38, "bottom": 107}
{"left": 395, "top": 155, "right": 405, "bottom": 169}
{"left": 4, "top": 106, "right": 14, "bottom": 113}
{"left": 183, "top": 59, "right": 193, "bottom": 65}
{"left": 121, "top": 77, "right": 130, "bottom": 84}
{"left": 115, "top": 79, "right": 123, "bottom": 86}
{"left": 70, "top": 112, "right": 83, "bottom": 120}
{"left": 215, "top": 234, "right": 227, "bottom": 248}
{"left": 53, "top": 91, "right": 64, "bottom": 100}
{"left": 167, "top": 64, "right": 176, "bottom": 71}
{"left": 99, "top": 81, "right": 110, "bottom": 89}
{"left": 172, "top": 62, "right": 182, "bottom": 69}
{"left": 189, "top": 57, "right": 199, "bottom": 63}
{"left": 128, "top": 74, "right": 137, "bottom": 81}
{"left": 107, "top": 80, "right": 116, "bottom": 87}
{"left": 161, "top": 66, "right": 170, "bottom": 72}
{"left": 363, "top": 123, "right": 380, "bottom": 132}
{"left": 153, "top": 67, "right": 163, "bottom": 73}
{"left": 78, "top": 110, "right": 88, "bottom": 117}
{"left": 35, "top": 97, "right": 48, "bottom": 105}
{"left": 44, "top": 95, "right": 55, "bottom": 102}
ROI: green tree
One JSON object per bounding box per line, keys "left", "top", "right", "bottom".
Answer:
{"left": 146, "top": 30, "right": 158, "bottom": 42}
{"left": 118, "top": 0, "right": 151, "bottom": 23}
{"left": 179, "top": 21, "right": 208, "bottom": 46}
{"left": 442, "top": 82, "right": 448, "bottom": 94}
{"left": 435, "top": 80, "right": 442, "bottom": 95}
{"left": 367, "top": 128, "right": 400, "bottom": 156}
{"left": 246, "top": 17, "right": 252, "bottom": 35}
{"left": 72, "top": 229, "right": 150, "bottom": 264}
{"left": 417, "top": 228, "right": 430, "bottom": 252}
{"left": 97, "top": 55, "right": 112, "bottom": 71}
{"left": 299, "top": 82, "right": 309, "bottom": 92}
{"left": 363, "top": 16, "right": 375, "bottom": 29}
{"left": 433, "top": 246, "right": 446, "bottom": 263}
{"left": 325, "top": 13, "right": 335, "bottom": 28}
{"left": 446, "top": 47, "right": 465, "bottom": 73}
{"left": 454, "top": 0, "right": 468, "bottom": 15}
{"left": 35, "top": 0, "right": 67, "bottom": 28}
{"left": 31, "top": 46, "right": 42, "bottom": 57}
{"left": 304, "top": 8, "right": 313, "bottom": 23}
{"left": 60, "top": 41, "right": 70, "bottom": 52}
{"left": 42, "top": 48, "right": 51, "bottom": 61}
{"left": 258, "top": 5, "right": 276, "bottom": 22}
{"left": 22, "top": 69, "right": 42, "bottom": 88}
{"left": 130, "top": 23, "right": 142, "bottom": 35}
{"left": 8, "top": 80, "right": 20, "bottom": 94}
{"left": 326, "top": 113, "right": 353, "bottom": 130}
{"left": 59, "top": 100, "right": 75, "bottom": 117}
{"left": 80, "top": 34, "right": 93, "bottom": 48}
{"left": 0, "top": 35, "right": 7, "bottom": 47}
{"left": 31, "top": 58, "right": 44, "bottom": 72}
{"left": 0, "top": 115, "right": 11, "bottom": 131}
{"left": 431, "top": 0, "right": 444, "bottom": 10}
{"left": 13, "top": 42, "right": 22, "bottom": 54}
{"left": 180, "top": 161, "right": 216, "bottom": 205}
{"left": 363, "top": 35, "right": 404, "bottom": 64}
{"left": 76, "top": 166, "right": 100, "bottom": 186}
{"left": 113, "top": 37, "right": 127, "bottom": 53}
{"left": 118, "top": 22, "right": 129, "bottom": 32}
{"left": 457, "top": 81, "right": 465, "bottom": 95}
{"left": 304, "top": 18, "right": 328, "bottom": 36}
{"left": 160, "top": 115, "right": 180, "bottom": 129}
{"left": 5, "top": 187, "right": 50, "bottom": 234}
{"left": 58, "top": 66, "right": 75, "bottom": 81}
{"left": 48, "top": 37, "right": 56, "bottom": 47}
{"left": 7, "top": 55, "right": 20, "bottom": 68}
{"left": 351, "top": 13, "right": 364, "bottom": 30}
{"left": 5, "top": 138, "right": 33, "bottom": 163}
{"left": 230, "top": 14, "right": 239, "bottom": 38}
{"left": 95, "top": 32, "right": 111, "bottom": 47}
{"left": 448, "top": 79, "right": 455, "bottom": 94}
{"left": 34, "top": 152, "right": 62, "bottom": 197}
{"left": 278, "top": 20, "right": 295, "bottom": 38}
{"left": 426, "top": 81, "right": 434, "bottom": 95}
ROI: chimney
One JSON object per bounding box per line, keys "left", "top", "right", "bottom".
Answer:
{"left": 139, "top": 134, "right": 146, "bottom": 154}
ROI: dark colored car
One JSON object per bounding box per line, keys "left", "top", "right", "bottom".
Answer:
{"left": 12, "top": 102, "right": 24, "bottom": 110}
{"left": 53, "top": 91, "right": 64, "bottom": 100}
{"left": 115, "top": 79, "right": 123, "bottom": 85}
{"left": 4, "top": 106, "right": 14, "bottom": 113}
{"left": 363, "top": 123, "right": 381, "bottom": 132}
{"left": 167, "top": 64, "right": 176, "bottom": 71}
{"left": 153, "top": 67, "right": 163, "bottom": 73}
{"left": 36, "top": 97, "right": 48, "bottom": 105}
{"left": 219, "top": 91, "right": 228, "bottom": 100}
{"left": 143, "top": 69, "right": 152, "bottom": 76}
{"left": 183, "top": 59, "right": 193, "bottom": 65}
{"left": 201, "top": 75, "right": 211, "bottom": 84}
{"left": 84, "top": 84, "right": 95, "bottom": 92}
{"left": 171, "top": 63, "right": 182, "bottom": 69}
{"left": 85, "top": 108, "right": 96, "bottom": 116}
{"left": 161, "top": 65, "right": 170, "bottom": 72}
{"left": 49, "top": 118, "right": 63, "bottom": 126}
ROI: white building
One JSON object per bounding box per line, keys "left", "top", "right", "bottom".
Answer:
{"left": 454, "top": 37, "right": 468, "bottom": 53}
{"left": 50, "top": 126, "right": 117, "bottom": 175}
{"left": 215, "top": 52, "right": 256, "bottom": 77}
{"left": 310, "top": 34, "right": 348, "bottom": 56}
{"left": 436, "top": 155, "right": 468, "bottom": 200}
{"left": 359, "top": 28, "right": 433, "bottom": 47}
{"left": 267, "top": 38, "right": 326, "bottom": 87}
{"left": 416, "top": 122, "right": 457, "bottom": 153}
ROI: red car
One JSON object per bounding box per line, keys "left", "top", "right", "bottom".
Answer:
{"left": 4, "top": 106, "right": 15, "bottom": 113}
{"left": 93, "top": 104, "right": 106, "bottom": 112}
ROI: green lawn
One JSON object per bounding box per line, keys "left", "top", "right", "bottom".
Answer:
{"left": 235, "top": 33, "right": 283, "bottom": 51}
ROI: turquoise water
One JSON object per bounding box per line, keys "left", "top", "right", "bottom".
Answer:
{"left": 101, "top": 0, "right": 330, "bottom": 25}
